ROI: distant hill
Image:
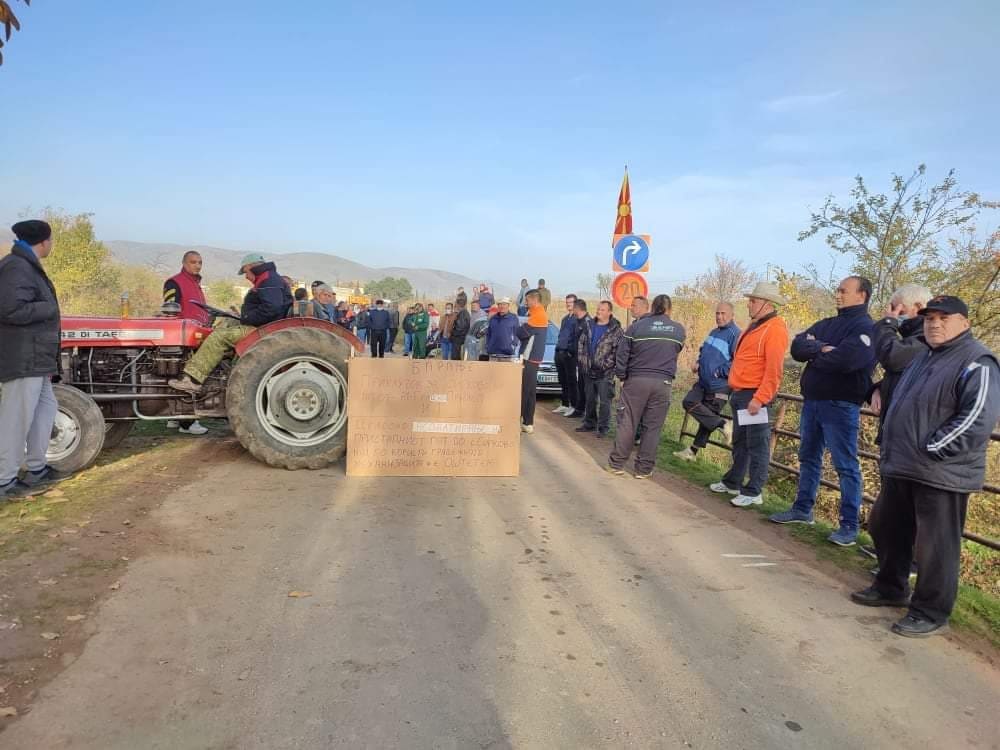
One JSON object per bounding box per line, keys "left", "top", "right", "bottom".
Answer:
{"left": 104, "top": 241, "right": 513, "bottom": 299}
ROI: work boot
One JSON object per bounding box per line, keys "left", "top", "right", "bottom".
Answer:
{"left": 168, "top": 375, "right": 202, "bottom": 394}
{"left": 850, "top": 586, "right": 909, "bottom": 608}
{"left": 673, "top": 447, "right": 696, "bottom": 462}
{"left": 891, "top": 614, "right": 948, "bottom": 638}
{"left": 20, "top": 465, "right": 70, "bottom": 488}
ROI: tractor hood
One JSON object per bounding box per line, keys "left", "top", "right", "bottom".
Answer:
{"left": 60, "top": 316, "right": 214, "bottom": 349}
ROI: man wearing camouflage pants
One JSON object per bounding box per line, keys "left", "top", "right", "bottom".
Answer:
{"left": 607, "top": 294, "right": 686, "bottom": 479}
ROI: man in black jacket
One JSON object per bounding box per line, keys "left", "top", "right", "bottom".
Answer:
{"left": 387, "top": 303, "right": 401, "bottom": 353}
{"left": 169, "top": 254, "right": 291, "bottom": 393}
{"left": 0, "top": 220, "right": 66, "bottom": 498}
{"left": 852, "top": 295, "right": 999, "bottom": 637}
{"left": 575, "top": 301, "right": 624, "bottom": 437}
{"left": 868, "top": 284, "right": 932, "bottom": 443}
{"left": 367, "top": 300, "right": 391, "bottom": 358}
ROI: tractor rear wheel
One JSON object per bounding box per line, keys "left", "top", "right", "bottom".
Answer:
{"left": 47, "top": 385, "right": 107, "bottom": 473}
{"left": 103, "top": 421, "right": 133, "bottom": 449}
{"left": 226, "top": 327, "right": 351, "bottom": 470}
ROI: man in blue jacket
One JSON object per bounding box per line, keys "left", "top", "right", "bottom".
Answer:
{"left": 852, "top": 295, "right": 999, "bottom": 637}
{"left": 770, "top": 276, "right": 875, "bottom": 546}
{"left": 553, "top": 294, "right": 580, "bottom": 415}
{"left": 169, "top": 254, "right": 292, "bottom": 393}
{"left": 674, "top": 302, "right": 740, "bottom": 460}
{"left": 485, "top": 298, "right": 520, "bottom": 358}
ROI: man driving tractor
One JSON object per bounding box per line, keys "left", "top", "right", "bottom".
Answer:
{"left": 168, "top": 254, "right": 292, "bottom": 394}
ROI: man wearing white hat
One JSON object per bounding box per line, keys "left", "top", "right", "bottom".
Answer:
{"left": 710, "top": 281, "right": 790, "bottom": 507}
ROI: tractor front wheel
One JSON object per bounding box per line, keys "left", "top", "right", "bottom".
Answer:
{"left": 47, "top": 385, "right": 107, "bottom": 473}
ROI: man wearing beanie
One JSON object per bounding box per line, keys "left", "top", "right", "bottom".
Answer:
{"left": 0, "top": 220, "right": 68, "bottom": 498}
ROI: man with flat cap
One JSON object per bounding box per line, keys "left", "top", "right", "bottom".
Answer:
{"left": 0, "top": 220, "right": 67, "bottom": 498}
{"left": 168, "top": 253, "right": 291, "bottom": 393}
{"left": 852, "top": 295, "right": 999, "bottom": 637}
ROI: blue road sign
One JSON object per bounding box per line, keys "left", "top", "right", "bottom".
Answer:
{"left": 613, "top": 234, "right": 650, "bottom": 271}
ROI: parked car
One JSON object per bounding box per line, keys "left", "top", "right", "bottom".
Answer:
{"left": 530, "top": 321, "right": 561, "bottom": 395}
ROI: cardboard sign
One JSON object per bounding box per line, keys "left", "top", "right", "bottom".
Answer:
{"left": 346, "top": 358, "right": 521, "bottom": 477}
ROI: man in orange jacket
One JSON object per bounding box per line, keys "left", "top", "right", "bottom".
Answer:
{"left": 709, "top": 282, "right": 790, "bottom": 507}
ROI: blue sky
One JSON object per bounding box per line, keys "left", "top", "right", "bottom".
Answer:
{"left": 2, "top": 1, "right": 998, "bottom": 293}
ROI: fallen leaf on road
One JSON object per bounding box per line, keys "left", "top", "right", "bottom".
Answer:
{"left": 66, "top": 615, "right": 86, "bottom": 622}
{"left": 60, "top": 528, "right": 79, "bottom": 534}
{"left": 43, "top": 488, "right": 65, "bottom": 498}
{"left": 109, "top": 581, "right": 121, "bottom": 591}
{"left": 45, "top": 498, "right": 70, "bottom": 504}
{"left": 0, "top": 707, "right": 17, "bottom": 717}
{"left": 40, "top": 632, "right": 60, "bottom": 640}
{"left": 287, "top": 591, "right": 313, "bottom": 598}
{"left": 39, "top": 578, "right": 58, "bottom": 586}
{"left": 28, "top": 515, "right": 49, "bottom": 522}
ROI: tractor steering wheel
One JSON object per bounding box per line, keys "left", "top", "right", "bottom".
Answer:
{"left": 192, "top": 300, "right": 241, "bottom": 322}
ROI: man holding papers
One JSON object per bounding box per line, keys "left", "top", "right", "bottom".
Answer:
{"left": 710, "top": 282, "right": 790, "bottom": 507}
{"left": 770, "top": 277, "right": 876, "bottom": 546}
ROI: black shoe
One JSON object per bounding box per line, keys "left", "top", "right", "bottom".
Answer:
{"left": 1, "top": 479, "right": 20, "bottom": 500}
{"left": 891, "top": 614, "right": 948, "bottom": 638}
{"left": 850, "top": 586, "right": 909, "bottom": 608}
{"left": 575, "top": 425, "right": 595, "bottom": 433}
{"left": 19, "top": 465, "right": 71, "bottom": 488}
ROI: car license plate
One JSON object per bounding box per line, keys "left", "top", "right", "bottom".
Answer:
{"left": 539, "top": 374, "right": 558, "bottom": 383}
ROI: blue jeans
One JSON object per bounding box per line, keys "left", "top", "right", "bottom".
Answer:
{"left": 792, "top": 399, "right": 862, "bottom": 531}
{"left": 440, "top": 340, "right": 452, "bottom": 359}
{"left": 404, "top": 333, "right": 413, "bottom": 353}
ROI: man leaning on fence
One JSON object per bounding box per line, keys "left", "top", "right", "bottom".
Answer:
{"left": 769, "top": 276, "right": 876, "bottom": 547}
{"left": 852, "top": 295, "right": 1000, "bottom": 638}
{"left": 711, "top": 282, "right": 789, "bottom": 507}
{"left": 674, "top": 301, "right": 740, "bottom": 461}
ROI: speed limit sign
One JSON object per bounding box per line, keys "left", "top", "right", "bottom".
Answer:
{"left": 611, "top": 271, "right": 649, "bottom": 308}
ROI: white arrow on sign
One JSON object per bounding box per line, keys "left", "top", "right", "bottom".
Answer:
{"left": 620, "top": 240, "right": 641, "bottom": 264}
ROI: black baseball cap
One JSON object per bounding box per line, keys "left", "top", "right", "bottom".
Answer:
{"left": 918, "top": 295, "right": 968, "bottom": 318}
{"left": 311, "top": 279, "right": 325, "bottom": 288}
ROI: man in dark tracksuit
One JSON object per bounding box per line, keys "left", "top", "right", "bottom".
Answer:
{"left": 553, "top": 294, "right": 580, "bottom": 415}
{"left": 576, "top": 301, "right": 624, "bottom": 437}
{"left": 852, "top": 295, "right": 999, "bottom": 637}
{"left": 449, "top": 300, "right": 471, "bottom": 360}
{"left": 771, "top": 276, "right": 876, "bottom": 546}
{"left": 516, "top": 290, "right": 548, "bottom": 433}
{"left": 567, "top": 299, "right": 590, "bottom": 419}
{"left": 0, "top": 220, "right": 66, "bottom": 498}
{"left": 368, "top": 300, "right": 391, "bottom": 358}
{"left": 674, "top": 302, "right": 740, "bottom": 459}
{"left": 607, "top": 294, "right": 685, "bottom": 478}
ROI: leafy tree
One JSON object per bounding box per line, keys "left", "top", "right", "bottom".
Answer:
{"left": 206, "top": 280, "right": 245, "bottom": 310}
{"left": 0, "top": 0, "right": 28, "bottom": 65}
{"left": 40, "top": 210, "right": 123, "bottom": 316}
{"left": 773, "top": 267, "right": 834, "bottom": 333}
{"left": 799, "top": 165, "right": 983, "bottom": 306}
{"left": 366, "top": 276, "right": 413, "bottom": 302}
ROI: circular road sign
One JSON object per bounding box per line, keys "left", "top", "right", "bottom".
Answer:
{"left": 612, "top": 272, "right": 649, "bottom": 309}
{"left": 612, "top": 234, "right": 650, "bottom": 272}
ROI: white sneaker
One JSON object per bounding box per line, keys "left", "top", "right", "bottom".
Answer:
{"left": 521, "top": 424, "right": 534, "bottom": 434}
{"left": 709, "top": 481, "right": 739, "bottom": 495}
{"left": 166, "top": 420, "right": 179, "bottom": 429}
{"left": 179, "top": 421, "right": 209, "bottom": 436}
{"left": 552, "top": 405, "right": 567, "bottom": 414}
{"left": 673, "top": 447, "right": 696, "bottom": 462}
{"left": 731, "top": 494, "right": 763, "bottom": 507}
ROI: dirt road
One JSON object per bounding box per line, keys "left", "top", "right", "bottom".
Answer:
{"left": 3, "top": 415, "right": 999, "bottom": 749}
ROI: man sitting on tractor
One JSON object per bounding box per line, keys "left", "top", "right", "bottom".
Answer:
{"left": 168, "top": 254, "right": 292, "bottom": 394}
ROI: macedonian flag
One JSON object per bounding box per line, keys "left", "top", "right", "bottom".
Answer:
{"left": 614, "top": 167, "right": 632, "bottom": 236}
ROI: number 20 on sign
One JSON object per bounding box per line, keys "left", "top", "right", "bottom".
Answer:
{"left": 612, "top": 272, "right": 649, "bottom": 308}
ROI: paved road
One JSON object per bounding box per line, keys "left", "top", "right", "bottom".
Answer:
{"left": 4, "top": 414, "right": 999, "bottom": 749}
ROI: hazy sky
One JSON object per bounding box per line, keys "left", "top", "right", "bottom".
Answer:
{"left": 2, "top": 1, "right": 998, "bottom": 293}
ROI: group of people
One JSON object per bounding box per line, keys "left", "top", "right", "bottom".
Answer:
{"left": 665, "top": 277, "right": 999, "bottom": 639}
{"left": 3, "top": 221, "right": 998, "bottom": 640}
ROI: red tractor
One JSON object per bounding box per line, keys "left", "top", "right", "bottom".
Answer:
{"left": 49, "top": 302, "right": 362, "bottom": 472}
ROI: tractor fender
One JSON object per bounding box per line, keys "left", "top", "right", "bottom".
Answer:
{"left": 233, "top": 318, "right": 364, "bottom": 358}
